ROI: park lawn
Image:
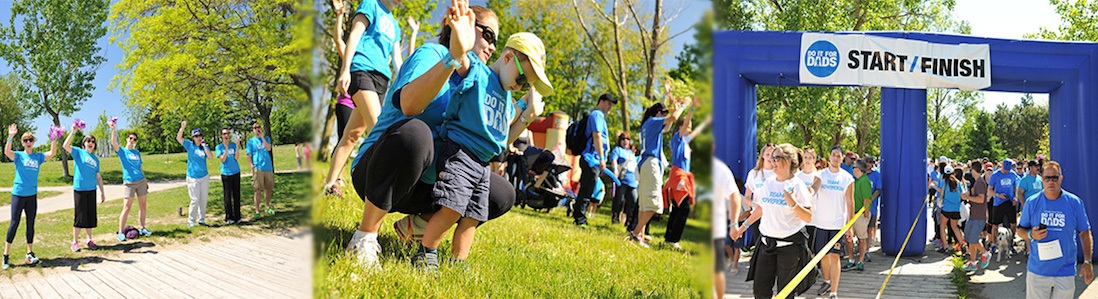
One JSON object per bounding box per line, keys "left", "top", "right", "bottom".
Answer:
{"left": 311, "top": 161, "right": 710, "bottom": 298}
{"left": 0, "top": 191, "right": 62, "bottom": 206}
{"left": 0, "top": 144, "right": 304, "bottom": 188}
{"left": 0, "top": 171, "right": 311, "bottom": 277}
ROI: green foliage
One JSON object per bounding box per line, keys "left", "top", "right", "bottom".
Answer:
{"left": 991, "top": 94, "right": 1048, "bottom": 159}
{"left": 960, "top": 109, "right": 1004, "bottom": 161}
{"left": 270, "top": 105, "right": 312, "bottom": 144}
{"left": 0, "top": 74, "right": 34, "bottom": 135}
{"left": 1031, "top": 0, "right": 1098, "bottom": 42}
{"left": 927, "top": 89, "right": 981, "bottom": 159}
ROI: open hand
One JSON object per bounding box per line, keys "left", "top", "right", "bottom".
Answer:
{"left": 444, "top": 0, "right": 475, "bottom": 63}
{"left": 407, "top": 16, "right": 419, "bottom": 32}
{"left": 7, "top": 124, "right": 16, "bottom": 137}
{"left": 180, "top": 121, "right": 187, "bottom": 128}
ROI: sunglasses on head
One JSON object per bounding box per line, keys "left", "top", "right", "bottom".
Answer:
{"left": 474, "top": 23, "right": 496, "bottom": 47}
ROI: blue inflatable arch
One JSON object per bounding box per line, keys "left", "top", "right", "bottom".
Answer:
{"left": 713, "top": 31, "right": 1098, "bottom": 257}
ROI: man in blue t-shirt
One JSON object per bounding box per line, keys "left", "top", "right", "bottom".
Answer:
{"left": 1018, "top": 161, "right": 1093, "bottom": 298}
{"left": 246, "top": 122, "right": 275, "bottom": 218}
{"left": 1018, "top": 160, "right": 1044, "bottom": 209}
{"left": 865, "top": 156, "right": 883, "bottom": 254}
{"left": 572, "top": 93, "right": 616, "bottom": 227}
{"left": 989, "top": 159, "right": 1022, "bottom": 255}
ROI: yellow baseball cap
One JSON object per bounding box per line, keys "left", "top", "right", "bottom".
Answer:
{"left": 504, "top": 32, "right": 554, "bottom": 96}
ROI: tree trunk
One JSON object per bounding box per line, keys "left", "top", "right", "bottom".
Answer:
{"left": 317, "top": 95, "right": 337, "bottom": 162}
{"left": 611, "top": 0, "right": 631, "bottom": 134}
{"left": 642, "top": 0, "right": 663, "bottom": 102}
{"left": 52, "top": 112, "right": 71, "bottom": 177}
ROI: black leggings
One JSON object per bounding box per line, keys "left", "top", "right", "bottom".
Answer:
{"left": 619, "top": 185, "right": 639, "bottom": 231}
{"left": 7, "top": 195, "right": 37, "bottom": 244}
{"left": 335, "top": 103, "right": 354, "bottom": 141}
{"left": 665, "top": 197, "right": 692, "bottom": 243}
{"left": 222, "top": 173, "right": 242, "bottom": 222}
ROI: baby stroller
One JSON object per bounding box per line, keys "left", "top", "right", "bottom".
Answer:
{"left": 506, "top": 145, "right": 574, "bottom": 212}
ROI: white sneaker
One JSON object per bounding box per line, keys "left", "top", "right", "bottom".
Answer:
{"left": 668, "top": 242, "right": 683, "bottom": 251}
{"left": 346, "top": 231, "right": 381, "bottom": 267}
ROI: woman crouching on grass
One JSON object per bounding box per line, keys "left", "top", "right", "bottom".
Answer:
{"left": 63, "top": 123, "right": 106, "bottom": 252}
{"left": 110, "top": 121, "right": 153, "bottom": 241}
{"left": 3, "top": 124, "right": 58, "bottom": 269}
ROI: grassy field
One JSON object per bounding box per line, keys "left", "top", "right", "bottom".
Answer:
{"left": 311, "top": 161, "right": 710, "bottom": 298}
{"left": 0, "top": 191, "right": 62, "bottom": 206}
{"left": 0, "top": 144, "right": 304, "bottom": 188}
{"left": 0, "top": 171, "right": 311, "bottom": 277}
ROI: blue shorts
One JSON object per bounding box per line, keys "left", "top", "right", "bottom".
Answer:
{"left": 813, "top": 228, "right": 845, "bottom": 254}
{"left": 432, "top": 141, "right": 490, "bottom": 222}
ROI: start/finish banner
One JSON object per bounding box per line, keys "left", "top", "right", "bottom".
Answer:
{"left": 799, "top": 33, "right": 991, "bottom": 91}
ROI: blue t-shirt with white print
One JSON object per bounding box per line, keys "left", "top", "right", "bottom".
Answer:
{"left": 581, "top": 109, "right": 609, "bottom": 168}
{"left": 246, "top": 136, "right": 274, "bottom": 172}
{"left": 607, "top": 146, "right": 638, "bottom": 188}
{"left": 441, "top": 56, "right": 513, "bottom": 163}
{"left": 71, "top": 147, "right": 100, "bottom": 191}
{"left": 183, "top": 140, "right": 209, "bottom": 178}
{"left": 1019, "top": 173, "right": 1044, "bottom": 204}
{"left": 1019, "top": 190, "right": 1091, "bottom": 277}
{"left": 670, "top": 130, "right": 690, "bottom": 172}
{"left": 989, "top": 170, "right": 1021, "bottom": 206}
{"left": 117, "top": 147, "right": 145, "bottom": 183}
{"left": 216, "top": 143, "right": 241, "bottom": 176}
{"left": 349, "top": 0, "right": 401, "bottom": 78}
{"left": 639, "top": 117, "right": 665, "bottom": 165}
{"left": 12, "top": 152, "right": 45, "bottom": 197}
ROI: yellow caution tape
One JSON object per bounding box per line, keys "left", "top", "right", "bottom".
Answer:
{"left": 875, "top": 195, "right": 931, "bottom": 299}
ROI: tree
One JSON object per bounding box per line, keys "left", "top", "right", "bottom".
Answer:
{"left": 1032, "top": 0, "right": 1098, "bottom": 42}
{"left": 961, "top": 109, "right": 1005, "bottom": 161}
{"left": 0, "top": 0, "right": 109, "bottom": 177}
{"left": 571, "top": 0, "right": 653, "bottom": 135}
{"left": 927, "top": 89, "right": 980, "bottom": 159}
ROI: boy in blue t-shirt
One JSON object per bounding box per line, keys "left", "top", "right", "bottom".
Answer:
{"left": 573, "top": 93, "right": 616, "bottom": 227}
{"left": 414, "top": 30, "right": 554, "bottom": 271}
{"left": 1018, "top": 161, "right": 1093, "bottom": 298}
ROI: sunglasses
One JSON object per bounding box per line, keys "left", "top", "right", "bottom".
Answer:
{"left": 85, "top": 139, "right": 96, "bottom": 143}
{"left": 253, "top": 126, "right": 262, "bottom": 130}
{"left": 194, "top": 134, "right": 203, "bottom": 138}
{"left": 1043, "top": 175, "right": 1060, "bottom": 181}
{"left": 22, "top": 138, "right": 34, "bottom": 143}
{"left": 513, "top": 57, "right": 529, "bottom": 91}
{"left": 475, "top": 23, "right": 496, "bottom": 47}
{"left": 128, "top": 136, "right": 137, "bottom": 140}
{"left": 222, "top": 132, "right": 230, "bottom": 135}
{"left": 768, "top": 155, "right": 785, "bottom": 162}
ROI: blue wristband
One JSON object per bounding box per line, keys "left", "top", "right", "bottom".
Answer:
{"left": 443, "top": 53, "right": 462, "bottom": 69}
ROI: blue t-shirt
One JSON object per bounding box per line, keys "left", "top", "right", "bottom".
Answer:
{"left": 940, "top": 180, "right": 966, "bottom": 213}
{"left": 989, "top": 170, "right": 1021, "bottom": 206}
{"left": 349, "top": 0, "right": 401, "bottom": 78}
{"left": 929, "top": 171, "right": 942, "bottom": 191}
{"left": 670, "top": 131, "right": 690, "bottom": 172}
{"left": 1019, "top": 190, "right": 1091, "bottom": 277}
{"left": 183, "top": 140, "right": 209, "bottom": 178}
{"left": 868, "top": 170, "right": 882, "bottom": 215}
{"left": 607, "top": 146, "right": 638, "bottom": 188}
{"left": 12, "top": 152, "right": 45, "bottom": 197}
{"left": 117, "top": 147, "right": 145, "bottom": 183}
{"left": 71, "top": 148, "right": 100, "bottom": 191}
{"left": 581, "top": 109, "right": 609, "bottom": 168}
{"left": 841, "top": 163, "right": 854, "bottom": 176}
{"left": 441, "top": 57, "right": 514, "bottom": 163}
{"left": 246, "top": 136, "right": 274, "bottom": 172}
{"left": 1019, "top": 173, "right": 1044, "bottom": 203}
{"left": 216, "top": 143, "right": 241, "bottom": 176}
{"left": 639, "top": 117, "right": 666, "bottom": 163}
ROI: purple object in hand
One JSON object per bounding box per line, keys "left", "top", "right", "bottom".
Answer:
{"left": 108, "top": 117, "right": 119, "bottom": 126}
{"left": 48, "top": 126, "right": 65, "bottom": 140}
{"left": 73, "top": 119, "right": 87, "bottom": 130}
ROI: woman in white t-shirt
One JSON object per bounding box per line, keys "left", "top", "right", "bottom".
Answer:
{"left": 807, "top": 146, "right": 855, "bottom": 298}
{"left": 796, "top": 147, "right": 820, "bottom": 193}
{"left": 730, "top": 143, "right": 776, "bottom": 273}
{"left": 734, "top": 143, "right": 813, "bottom": 298}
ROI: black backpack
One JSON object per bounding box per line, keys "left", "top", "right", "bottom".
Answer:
{"left": 565, "top": 112, "right": 590, "bottom": 155}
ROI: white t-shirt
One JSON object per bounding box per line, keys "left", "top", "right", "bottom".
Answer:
{"left": 711, "top": 158, "right": 740, "bottom": 239}
{"left": 795, "top": 169, "right": 819, "bottom": 190}
{"left": 756, "top": 176, "right": 813, "bottom": 239}
{"left": 809, "top": 168, "right": 855, "bottom": 230}
{"left": 745, "top": 168, "right": 776, "bottom": 210}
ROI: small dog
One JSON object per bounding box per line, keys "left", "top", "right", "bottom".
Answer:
{"left": 996, "top": 226, "right": 1015, "bottom": 262}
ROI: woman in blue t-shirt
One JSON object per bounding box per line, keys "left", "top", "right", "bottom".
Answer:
{"left": 938, "top": 165, "right": 967, "bottom": 252}
{"left": 631, "top": 102, "right": 680, "bottom": 248}
{"left": 216, "top": 128, "right": 243, "bottom": 225}
{"left": 608, "top": 133, "right": 638, "bottom": 229}
{"left": 176, "top": 121, "right": 214, "bottom": 228}
{"left": 62, "top": 124, "right": 106, "bottom": 252}
{"left": 664, "top": 99, "right": 703, "bottom": 250}
{"left": 110, "top": 122, "right": 153, "bottom": 241}
{"left": 3, "top": 124, "right": 58, "bottom": 269}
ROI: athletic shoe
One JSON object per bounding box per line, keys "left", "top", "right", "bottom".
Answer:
{"left": 394, "top": 215, "right": 427, "bottom": 242}
{"left": 87, "top": 241, "right": 99, "bottom": 250}
{"left": 140, "top": 228, "right": 152, "bottom": 236}
{"left": 266, "top": 208, "right": 275, "bottom": 215}
{"left": 447, "top": 258, "right": 470, "bottom": 271}
{"left": 198, "top": 221, "right": 208, "bottom": 226}
{"left": 855, "top": 262, "right": 864, "bottom": 271}
{"left": 226, "top": 220, "right": 236, "bottom": 225}
{"left": 628, "top": 232, "right": 650, "bottom": 248}
{"left": 71, "top": 242, "right": 81, "bottom": 252}
{"left": 254, "top": 212, "right": 262, "bottom": 219}
{"left": 829, "top": 293, "right": 838, "bottom": 299}
{"left": 346, "top": 232, "right": 381, "bottom": 267}
{"left": 817, "top": 281, "right": 832, "bottom": 296}
{"left": 842, "top": 261, "right": 856, "bottom": 271}
{"left": 989, "top": 244, "right": 998, "bottom": 255}
{"left": 117, "top": 232, "right": 126, "bottom": 242}
{"left": 668, "top": 242, "right": 683, "bottom": 251}
{"left": 865, "top": 255, "right": 872, "bottom": 263}
{"left": 963, "top": 261, "right": 977, "bottom": 272}
{"left": 979, "top": 252, "right": 990, "bottom": 269}
{"left": 412, "top": 247, "right": 439, "bottom": 272}
{"left": 2, "top": 255, "right": 9, "bottom": 269}
{"left": 324, "top": 184, "right": 343, "bottom": 198}
{"left": 25, "top": 252, "right": 38, "bottom": 265}
{"left": 188, "top": 221, "right": 195, "bottom": 228}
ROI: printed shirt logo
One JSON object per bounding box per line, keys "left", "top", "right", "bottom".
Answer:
{"left": 805, "top": 40, "right": 840, "bottom": 78}
{"left": 22, "top": 158, "right": 39, "bottom": 170}
{"left": 821, "top": 179, "right": 846, "bottom": 191}
{"left": 483, "top": 89, "right": 510, "bottom": 140}
{"left": 1000, "top": 178, "right": 1012, "bottom": 186}
{"left": 195, "top": 149, "right": 206, "bottom": 158}
{"left": 1040, "top": 210, "right": 1068, "bottom": 230}
{"left": 1033, "top": 181, "right": 1042, "bottom": 190}
{"left": 128, "top": 152, "right": 140, "bottom": 162}
{"left": 84, "top": 156, "right": 98, "bottom": 168}
{"left": 377, "top": 17, "right": 397, "bottom": 42}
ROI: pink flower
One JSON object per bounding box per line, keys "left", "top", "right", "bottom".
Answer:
{"left": 108, "top": 117, "right": 119, "bottom": 126}
{"left": 73, "top": 119, "right": 87, "bottom": 130}
{"left": 49, "top": 126, "right": 65, "bottom": 140}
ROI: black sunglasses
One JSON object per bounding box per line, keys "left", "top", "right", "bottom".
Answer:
{"left": 22, "top": 138, "right": 34, "bottom": 143}
{"left": 1043, "top": 175, "right": 1060, "bottom": 181}
{"left": 475, "top": 23, "right": 496, "bottom": 47}
{"left": 128, "top": 136, "right": 137, "bottom": 140}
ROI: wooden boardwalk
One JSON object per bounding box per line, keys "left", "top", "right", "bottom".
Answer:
{"left": 0, "top": 232, "right": 310, "bottom": 299}
{"left": 724, "top": 243, "right": 957, "bottom": 299}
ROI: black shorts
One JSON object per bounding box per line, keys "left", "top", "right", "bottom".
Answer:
{"left": 942, "top": 211, "right": 961, "bottom": 220}
{"left": 352, "top": 119, "right": 434, "bottom": 211}
{"left": 73, "top": 190, "right": 98, "bottom": 228}
{"left": 347, "top": 70, "right": 390, "bottom": 97}
{"left": 813, "top": 228, "right": 845, "bottom": 254}
{"left": 714, "top": 239, "right": 727, "bottom": 272}
{"left": 988, "top": 201, "right": 1016, "bottom": 225}
{"left": 335, "top": 104, "right": 354, "bottom": 141}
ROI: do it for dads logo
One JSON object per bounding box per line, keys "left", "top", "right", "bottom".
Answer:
{"left": 804, "top": 40, "right": 839, "bottom": 78}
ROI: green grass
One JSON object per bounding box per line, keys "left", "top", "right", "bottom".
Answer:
{"left": 0, "top": 144, "right": 304, "bottom": 187}
{"left": 0, "top": 191, "right": 62, "bottom": 206}
{"left": 311, "top": 161, "right": 709, "bottom": 298}
{"left": 951, "top": 255, "right": 970, "bottom": 299}
{"left": 0, "top": 171, "right": 311, "bottom": 277}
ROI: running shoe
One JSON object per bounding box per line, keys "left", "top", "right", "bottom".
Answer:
{"left": 71, "top": 242, "right": 81, "bottom": 252}
{"left": 254, "top": 212, "right": 262, "bottom": 219}
{"left": 198, "top": 221, "right": 208, "bottom": 226}
{"left": 817, "top": 281, "right": 832, "bottom": 296}
{"left": 829, "top": 293, "right": 838, "bottom": 299}
{"left": 989, "top": 244, "right": 998, "bottom": 256}
{"left": 86, "top": 240, "right": 99, "bottom": 250}
{"left": 842, "top": 261, "right": 856, "bottom": 271}
{"left": 668, "top": 242, "right": 683, "bottom": 251}
{"left": 226, "top": 220, "right": 236, "bottom": 225}
{"left": 324, "top": 184, "right": 343, "bottom": 198}
{"left": 266, "top": 208, "right": 275, "bottom": 215}
{"left": 2, "top": 255, "right": 9, "bottom": 269}
{"left": 117, "top": 232, "right": 126, "bottom": 242}
{"left": 394, "top": 215, "right": 427, "bottom": 242}
{"left": 963, "top": 261, "right": 977, "bottom": 272}
{"left": 188, "top": 221, "right": 195, "bottom": 228}
{"left": 346, "top": 232, "right": 381, "bottom": 267}
{"left": 979, "top": 252, "right": 990, "bottom": 269}
{"left": 25, "top": 252, "right": 38, "bottom": 265}
{"left": 412, "top": 247, "right": 439, "bottom": 271}
{"left": 140, "top": 228, "right": 152, "bottom": 236}
{"left": 865, "top": 254, "right": 872, "bottom": 263}
{"left": 855, "top": 262, "right": 864, "bottom": 271}
{"left": 447, "top": 257, "right": 470, "bottom": 271}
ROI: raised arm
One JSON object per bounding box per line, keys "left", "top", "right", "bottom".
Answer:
{"left": 43, "top": 139, "right": 58, "bottom": 161}
{"left": 109, "top": 122, "right": 120, "bottom": 152}
{"left": 507, "top": 89, "right": 543, "bottom": 145}
{"left": 399, "top": 1, "right": 475, "bottom": 116}
{"left": 332, "top": 0, "right": 347, "bottom": 59}
{"left": 678, "top": 98, "right": 695, "bottom": 137}
{"left": 3, "top": 124, "right": 15, "bottom": 160}
{"left": 176, "top": 121, "right": 187, "bottom": 145}
{"left": 62, "top": 124, "right": 77, "bottom": 154}
{"left": 407, "top": 16, "right": 419, "bottom": 57}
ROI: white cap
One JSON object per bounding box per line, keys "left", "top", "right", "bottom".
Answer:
{"left": 938, "top": 156, "right": 948, "bottom": 163}
{"left": 944, "top": 165, "right": 954, "bottom": 174}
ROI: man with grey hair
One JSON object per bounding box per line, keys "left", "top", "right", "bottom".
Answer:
{"left": 843, "top": 159, "right": 873, "bottom": 272}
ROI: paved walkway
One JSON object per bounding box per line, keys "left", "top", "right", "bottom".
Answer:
{"left": 0, "top": 231, "right": 311, "bottom": 299}
{"left": 0, "top": 169, "right": 310, "bottom": 223}
{"left": 967, "top": 242, "right": 1098, "bottom": 298}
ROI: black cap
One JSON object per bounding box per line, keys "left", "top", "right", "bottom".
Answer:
{"left": 598, "top": 93, "right": 618, "bottom": 105}
{"left": 1028, "top": 160, "right": 1040, "bottom": 167}
{"left": 864, "top": 156, "right": 876, "bottom": 163}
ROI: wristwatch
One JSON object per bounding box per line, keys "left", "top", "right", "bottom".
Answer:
{"left": 1086, "top": 260, "right": 1093, "bottom": 265}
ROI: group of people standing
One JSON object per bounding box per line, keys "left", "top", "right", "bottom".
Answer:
{"left": 2, "top": 119, "right": 277, "bottom": 270}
